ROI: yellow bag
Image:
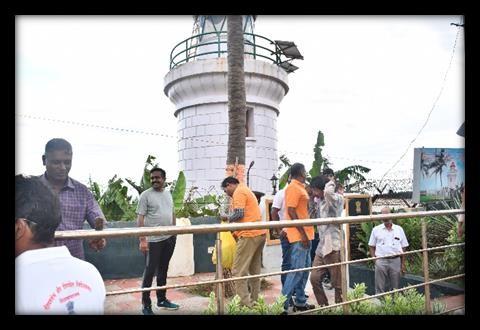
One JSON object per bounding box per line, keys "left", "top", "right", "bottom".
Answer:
{"left": 211, "top": 230, "right": 237, "bottom": 269}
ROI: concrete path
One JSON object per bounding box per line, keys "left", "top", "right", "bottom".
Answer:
{"left": 104, "top": 273, "right": 464, "bottom": 315}
{"left": 104, "top": 271, "right": 333, "bottom": 315}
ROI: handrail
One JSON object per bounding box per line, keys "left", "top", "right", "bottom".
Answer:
{"left": 294, "top": 274, "right": 465, "bottom": 315}
{"left": 169, "top": 31, "right": 281, "bottom": 69}
{"left": 54, "top": 209, "right": 464, "bottom": 240}
{"left": 55, "top": 209, "right": 464, "bottom": 315}
{"left": 105, "top": 242, "right": 465, "bottom": 296}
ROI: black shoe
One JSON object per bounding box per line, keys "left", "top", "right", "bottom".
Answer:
{"left": 280, "top": 310, "right": 289, "bottom": 315}
{"left": 288, "top": 297, "right": 295, "bottom": 307}
{"left": 293, "top": 303, "right": 316, "bottom": 312}
{"left": 142, "top": 306, "right": 155, "bottom": 315}
{"left": 293, "top": 293, "right": 309, "bottom": 299}
{"left": 157, "top": 299, "right": 180, "bottom": 310}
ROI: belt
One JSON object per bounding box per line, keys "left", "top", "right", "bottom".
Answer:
{"left": 384, "top": 256, "right": 400, "bottom": 260}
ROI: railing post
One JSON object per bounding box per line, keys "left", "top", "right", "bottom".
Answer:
{"left": 339, "top": 225, "right": 349, "bottom": 314}
{"left": 421, "top": 218, "right": 432, "bottom": 314}
{"left": 215, "top": 232, "right": 225, "bottom": 315}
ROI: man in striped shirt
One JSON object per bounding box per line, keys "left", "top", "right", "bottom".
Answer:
{"left": 39, "top": 138, "right": 107, "bottom": 260}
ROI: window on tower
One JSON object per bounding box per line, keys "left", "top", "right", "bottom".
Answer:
{"left": 246, "top": 107, "right": 254, "bottom": 138}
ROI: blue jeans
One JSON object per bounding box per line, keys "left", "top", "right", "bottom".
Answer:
{"left": 280, "top": 234, "right": 292, "bottom": 286}
{"left": 281, "top": 241, "right": 312, "bottom": 310}
{"left": 280, "top": 234, "right": 305, "bottom": 300}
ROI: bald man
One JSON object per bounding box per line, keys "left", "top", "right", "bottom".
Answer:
{"left": 368, "top": 207, "right": 409, "bottom": 294}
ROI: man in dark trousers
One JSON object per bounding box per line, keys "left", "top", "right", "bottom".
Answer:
{"left": 137, "top": 167, "right": 179, "bottom": 315}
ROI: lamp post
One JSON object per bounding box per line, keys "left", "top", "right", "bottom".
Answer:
{"left": 270, "top": 174, "right": 278, "bottom": 195}
{"left": 247, "top": 161, "right": 255, "bottom": 187}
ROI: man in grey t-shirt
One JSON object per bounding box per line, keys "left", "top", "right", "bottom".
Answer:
{"left": 137, "top": 167, "right": 179, "bottom": 315}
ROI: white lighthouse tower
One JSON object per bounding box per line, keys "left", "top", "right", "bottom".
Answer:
{"left": 164, "top": 16, "right": 297, "bottom": 194}
{"left": 447, "top": 161, "right": 458, "bottom": 199}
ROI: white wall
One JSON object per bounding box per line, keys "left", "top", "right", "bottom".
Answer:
{"left": 167, "top": 218, "right": 195, "bottom": 277}
{"left": 165, "top": 57, "right": 289, "bottom": 195}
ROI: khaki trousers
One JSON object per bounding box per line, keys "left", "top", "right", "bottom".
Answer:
{"left": 232, "top": 234, "right": 266, "bottom": 307}
{"left": 310, "top": 250, "right": 343, "bottom": 306}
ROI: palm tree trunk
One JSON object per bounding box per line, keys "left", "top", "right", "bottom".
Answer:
{"left": 226, "top": 15, "right": 246, "bottom": 182}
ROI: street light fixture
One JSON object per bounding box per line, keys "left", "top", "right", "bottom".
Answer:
{"left": 270, "top": 174, "right": 278, "bottom": 195}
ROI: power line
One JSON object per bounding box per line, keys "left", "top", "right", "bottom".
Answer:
{"left": 16, "top": 113, "right": 398, "bottom": 166}
{"left": 378, "top": 23, "right": 462, "bottom": 187}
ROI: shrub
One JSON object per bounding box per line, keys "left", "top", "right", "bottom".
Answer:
{"left": 316, "top": 283, "right": 445, "bottom": 315}
{"left": 356, "top": 204, "right": 463, "bottom": 281}
{"left": 204, "top": 292, "right": 287, "bottom": 315}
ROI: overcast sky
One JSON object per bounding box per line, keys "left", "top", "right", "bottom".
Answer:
{"left": 16, "top": 15, "right": 465, "bottom": 193}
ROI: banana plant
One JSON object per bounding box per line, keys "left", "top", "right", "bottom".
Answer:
{"left": 171, "top": 170, "right": 186, "bottom": 213}
{"left": 309, "top": 130, "right": 329, "bottom": 179}
{"left": 278, "top": 154, "right": 292, "bottom": 190}
{"left": 277, "top": 130, "right": 370, "bottom": 191}
{"left": 335, "top": 165, "right": 371, "bottom": 191}
{"left": 88, "top": 175, "right": 138, "bottom": 221}
{"left": 125, "top": 155, "right": 159, "bottom": 196}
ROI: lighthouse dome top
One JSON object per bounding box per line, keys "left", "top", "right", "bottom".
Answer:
{"left": 192, "top": 15, "right": 256, "bottom": 35}
{"left": 168, "top": 16, "right": 302, "bottom": 73}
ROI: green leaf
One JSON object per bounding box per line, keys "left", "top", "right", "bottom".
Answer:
{"left": 278, "top": 168, "right": 290, "bottom": 190}
{"left": 172, "top": 171, "right": 186, "bottom": 212}
{"left": 309, "top": 130, "right": 325, "bottom": 178}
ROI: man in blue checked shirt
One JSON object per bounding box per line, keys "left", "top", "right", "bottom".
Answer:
{"left": 39, "top": 138, "right": 107, "bottom": 260}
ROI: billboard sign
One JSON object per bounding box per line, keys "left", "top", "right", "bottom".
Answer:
{"left": 412, "top": 148, "right": 465, "bottom": 203}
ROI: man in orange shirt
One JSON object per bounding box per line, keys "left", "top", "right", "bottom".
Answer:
{"left": 281, "top": 163, "right": 316, "bottom": 314}
{"left": 221, "top": 176, "right": 267, "bottom": 307}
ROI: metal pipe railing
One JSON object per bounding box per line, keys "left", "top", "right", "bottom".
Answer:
{"left": 169, "top": 31, "right": 280, "bottom": 69}
{"left": 294, "top": 274, "right": 465, "bottom": 315}
{"left": 438, "top": 305, "right": 465, "bottom": 315}
{"left": 105, "top": 242, "right": 465, "bottom": 296}
{"left": 55, "top": 209, "right": 464, "bottom": 315}
{"left": 54, "top": 209, "right": 463, "bottom": 240}
{"left": 421, "top": 218, "right": 432, "bottom": 314}
{"left": 215, "top": 232, "right": 224, "bottom": 315}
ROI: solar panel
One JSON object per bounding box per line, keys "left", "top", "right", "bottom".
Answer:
{"left": 456, "top": 122, "right": 465, "bottom": 137}
{"left": 274, "top": 40, "right": 304, "bottom": 60}
{"left": 279, "top": 61, "right": 299, "bottom": 73}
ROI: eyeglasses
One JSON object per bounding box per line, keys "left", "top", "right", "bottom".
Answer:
{"left": 17, "top": 218, "right": 38, "bottom": 230}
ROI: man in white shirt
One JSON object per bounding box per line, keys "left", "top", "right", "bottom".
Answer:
{"left": 271, "top": 184, "right": 289, "bottom": 285}
{"left": 15, "top": 175, "right": 106, "bottom": 315}
{"left": 368, "top": 207, "right": 409, "bottom": 294}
